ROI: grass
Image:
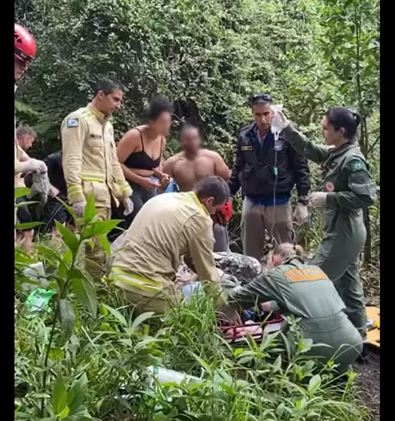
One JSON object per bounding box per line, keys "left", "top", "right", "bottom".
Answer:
{"left": 15, "top": 279, "right": 370, "bottom": 421}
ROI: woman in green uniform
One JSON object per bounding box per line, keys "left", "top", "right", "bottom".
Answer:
{"left": 272, "top": 107, "right": 377, "bottom": 337}
{"left": 228, "top": 243, "right": 363, "bottom": 372}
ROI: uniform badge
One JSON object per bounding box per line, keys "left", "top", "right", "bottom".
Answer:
{"left": 350, "top": 160, "right": 365, "bottom": 172}
{"left": 241, "top": 145, "right": 253, "bottom": 151}
{"left": 325, "top": 181, "right": 335, "bottom": 192}
{"left": 66, "top": 118, "right": 79, "bottom": 128}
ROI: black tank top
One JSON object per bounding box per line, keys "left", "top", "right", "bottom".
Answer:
{"left": 123, "top": 128, "right": 163, "bottom": 171}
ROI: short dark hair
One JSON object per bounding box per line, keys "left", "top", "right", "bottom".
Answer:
{"left": 16, "top": 125, "right": 36, "bottom": 139}
{"left": 94, "top": 78, "right": 123, "bottom": 96}
{"left": 194, "top": 176, "right": 230, "bottom": 206}
{"left": 146, "top": 96, "right": 173, "bottom": 121}
{"left": 325, "top": 107, "right": 361, "bottom": 141}
{"left": 250, "top": 93, "right": 273, "bottom": 107}
{"left": 180, "top": 123, "right": 199, "bottom": 139}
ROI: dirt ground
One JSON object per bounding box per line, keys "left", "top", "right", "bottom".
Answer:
{"left": 354, "top": 346, "right": 380, "bottom": 420}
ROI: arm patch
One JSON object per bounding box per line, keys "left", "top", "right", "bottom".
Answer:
{"left": 66, "top": 118, "right": 79, "bottom": 128}
{"left": 348, "top": 159, "right": 367, "bottom": 173}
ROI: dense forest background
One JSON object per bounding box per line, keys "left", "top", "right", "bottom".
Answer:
{"left": 15, "top": 0, "right": 380, "bottom": 295}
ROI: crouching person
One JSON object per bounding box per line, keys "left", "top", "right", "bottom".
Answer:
{"left": 109, "top": 176, "right": 230, "bottom": 314}
{"left": 228, "top": 243, "right": 363, "bottom": 372}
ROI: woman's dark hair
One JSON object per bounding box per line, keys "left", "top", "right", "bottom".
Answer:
{"left": 147, "top": 97, "right": 174, "bottom": 121}
{"left": 325, "top": 107, "right": 361, "bottom": 141}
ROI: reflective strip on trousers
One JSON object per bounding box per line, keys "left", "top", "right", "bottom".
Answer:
{"left": 110, "top": 267, "right": 162, "bottom": 295}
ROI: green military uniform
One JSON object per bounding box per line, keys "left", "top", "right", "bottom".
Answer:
{"left": 229, "top": 257, "right": 363, "bottom": 372}
{"left": 61, "top": 104, "right": 132, "bottom": 280}
{"left": 281, "top": 125, "right": 377, "bottom": 336}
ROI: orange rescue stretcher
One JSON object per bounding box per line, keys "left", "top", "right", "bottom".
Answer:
{"left": 366, "top": 305, "right": 380, "bottom": 349}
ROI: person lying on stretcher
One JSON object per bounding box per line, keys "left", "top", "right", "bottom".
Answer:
{"left": 226, "top": 243, "right": 363, "bottom": 372}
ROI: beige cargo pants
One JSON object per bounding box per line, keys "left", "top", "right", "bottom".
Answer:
{"left": 241, "top": 198, "right": 294, "bottom": 262}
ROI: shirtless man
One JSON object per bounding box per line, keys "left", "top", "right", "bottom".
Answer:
{"left": 163, "top": 124, "right": 232, "bottom": 251}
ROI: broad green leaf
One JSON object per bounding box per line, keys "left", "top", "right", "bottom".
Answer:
{"left": 59, "top": 248, "right": 73, "bottom": 279}
{"left": 37, "top": 245, "right": 64, "bottom": 265}
{"left": 58, "top": 298, "right": 75, "bottom": 340}
{"left": 308, "top": 374, "right": 322, "bottom": 395}
{"left": 15, "top": 187, "right": 31, "bottom": 199}
{"left": 52, "top": 373, "right": 67, "bottom": 416}
{"left": 84, "top": 194, "right": 96, "bottom": 224}
{"left": 56, "top": 221, "right": 80, "bottom": 255}
{"left": 295, "top": 397, "right": 307, "bottom": 410}
{"left": 58, "top": 405, "right": 70, "bottom": 419}
{"left": 130, "top": 311, "right": 155, "bottom": 332}
{"left": 272, "top": 355, "right": 282, "bottom": 373}
{"left": 67, "top": 373, "right": 88, "bottom": 414}
{"left": 71, "top": 277, "right": 97, "bottom": 316}
{"left": 83, "top": 219, "right": 122, "bottom": 238}
{"left": 102, "top": 304, "right": 127, "bottom": 326}
{"left": 98, "top": 234, "right": 111, "bottom": 255}
{"left": 15, "top": 221, "right": 43, "bottom": 230}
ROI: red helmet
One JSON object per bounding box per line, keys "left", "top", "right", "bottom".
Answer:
{"left": 213, "top": 199, "right": 233, "bottom": 226}
{"left": 15, "top": 23, "right": 37, "bottom": 64}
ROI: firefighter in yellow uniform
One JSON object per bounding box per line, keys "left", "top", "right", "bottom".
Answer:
{"left": 109, "top": 176, "right": 230, "bottom": 313}
{"left": 61, "top": 79, "right": 134, "bottom": 280}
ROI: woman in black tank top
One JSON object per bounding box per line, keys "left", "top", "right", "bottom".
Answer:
{"left": 116, "top": 97, "right": 173, "bottom": 230}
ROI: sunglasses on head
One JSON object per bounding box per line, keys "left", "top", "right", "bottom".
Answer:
{"left": 251, "top": 93, "right": 273, "bottom": 103}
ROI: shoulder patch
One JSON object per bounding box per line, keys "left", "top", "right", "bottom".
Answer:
{"left": 283, "top": 267, "right": 328, "bottom": 282}
{"left": 66, "top": 118, "right": 79, "bottom": 128}
{"left": 348, "top": 159, "right": 366, "bottom": 172}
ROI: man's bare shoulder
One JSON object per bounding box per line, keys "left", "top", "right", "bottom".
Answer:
{"left": 201, "top": 149, "right": 223, "bottom": 160}
{"left": 166, "top": 152, "right": 185, "bottom": 163}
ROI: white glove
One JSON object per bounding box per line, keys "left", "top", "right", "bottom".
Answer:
{"left": 293, "top": 203, "right": 308, "bottom": 225}
{"left": 271, "top": 107, "right": 290, "bottom": 138}
{"left": 72, "top": 200, "right": 86, "bottom": 217}
{"left": 309, "top": 192, "right": 328, "bottom": 208}
{"left": 122, "top": 197, "right": 134, "bottom": 216}
{"left": 22, "top": 159, "right": 47, "bottom": 174}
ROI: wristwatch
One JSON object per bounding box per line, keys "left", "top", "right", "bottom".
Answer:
{"left": 298, "top": 196, "right": 309, "bottom": 206}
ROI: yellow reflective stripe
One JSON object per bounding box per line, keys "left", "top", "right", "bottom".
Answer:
{"left": 81, "top": 171, "right": 106, "bottom": 182}
{"left": 111, "top": 267, "right": 162, "bottom": 286}
{"left": 68, "top": 184, "right": 82, "bottom": 193}
{"left": 67, "top": 184, "right": 84, "bottom": 203}
{"left": 121, "top": 184, "right": 132, "bottom": 194}
{"left": 81, "top": 176, "right": 105, "bottom": 182}
{"left": 110, "top": 267, "right": 162, "bottom": 294}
